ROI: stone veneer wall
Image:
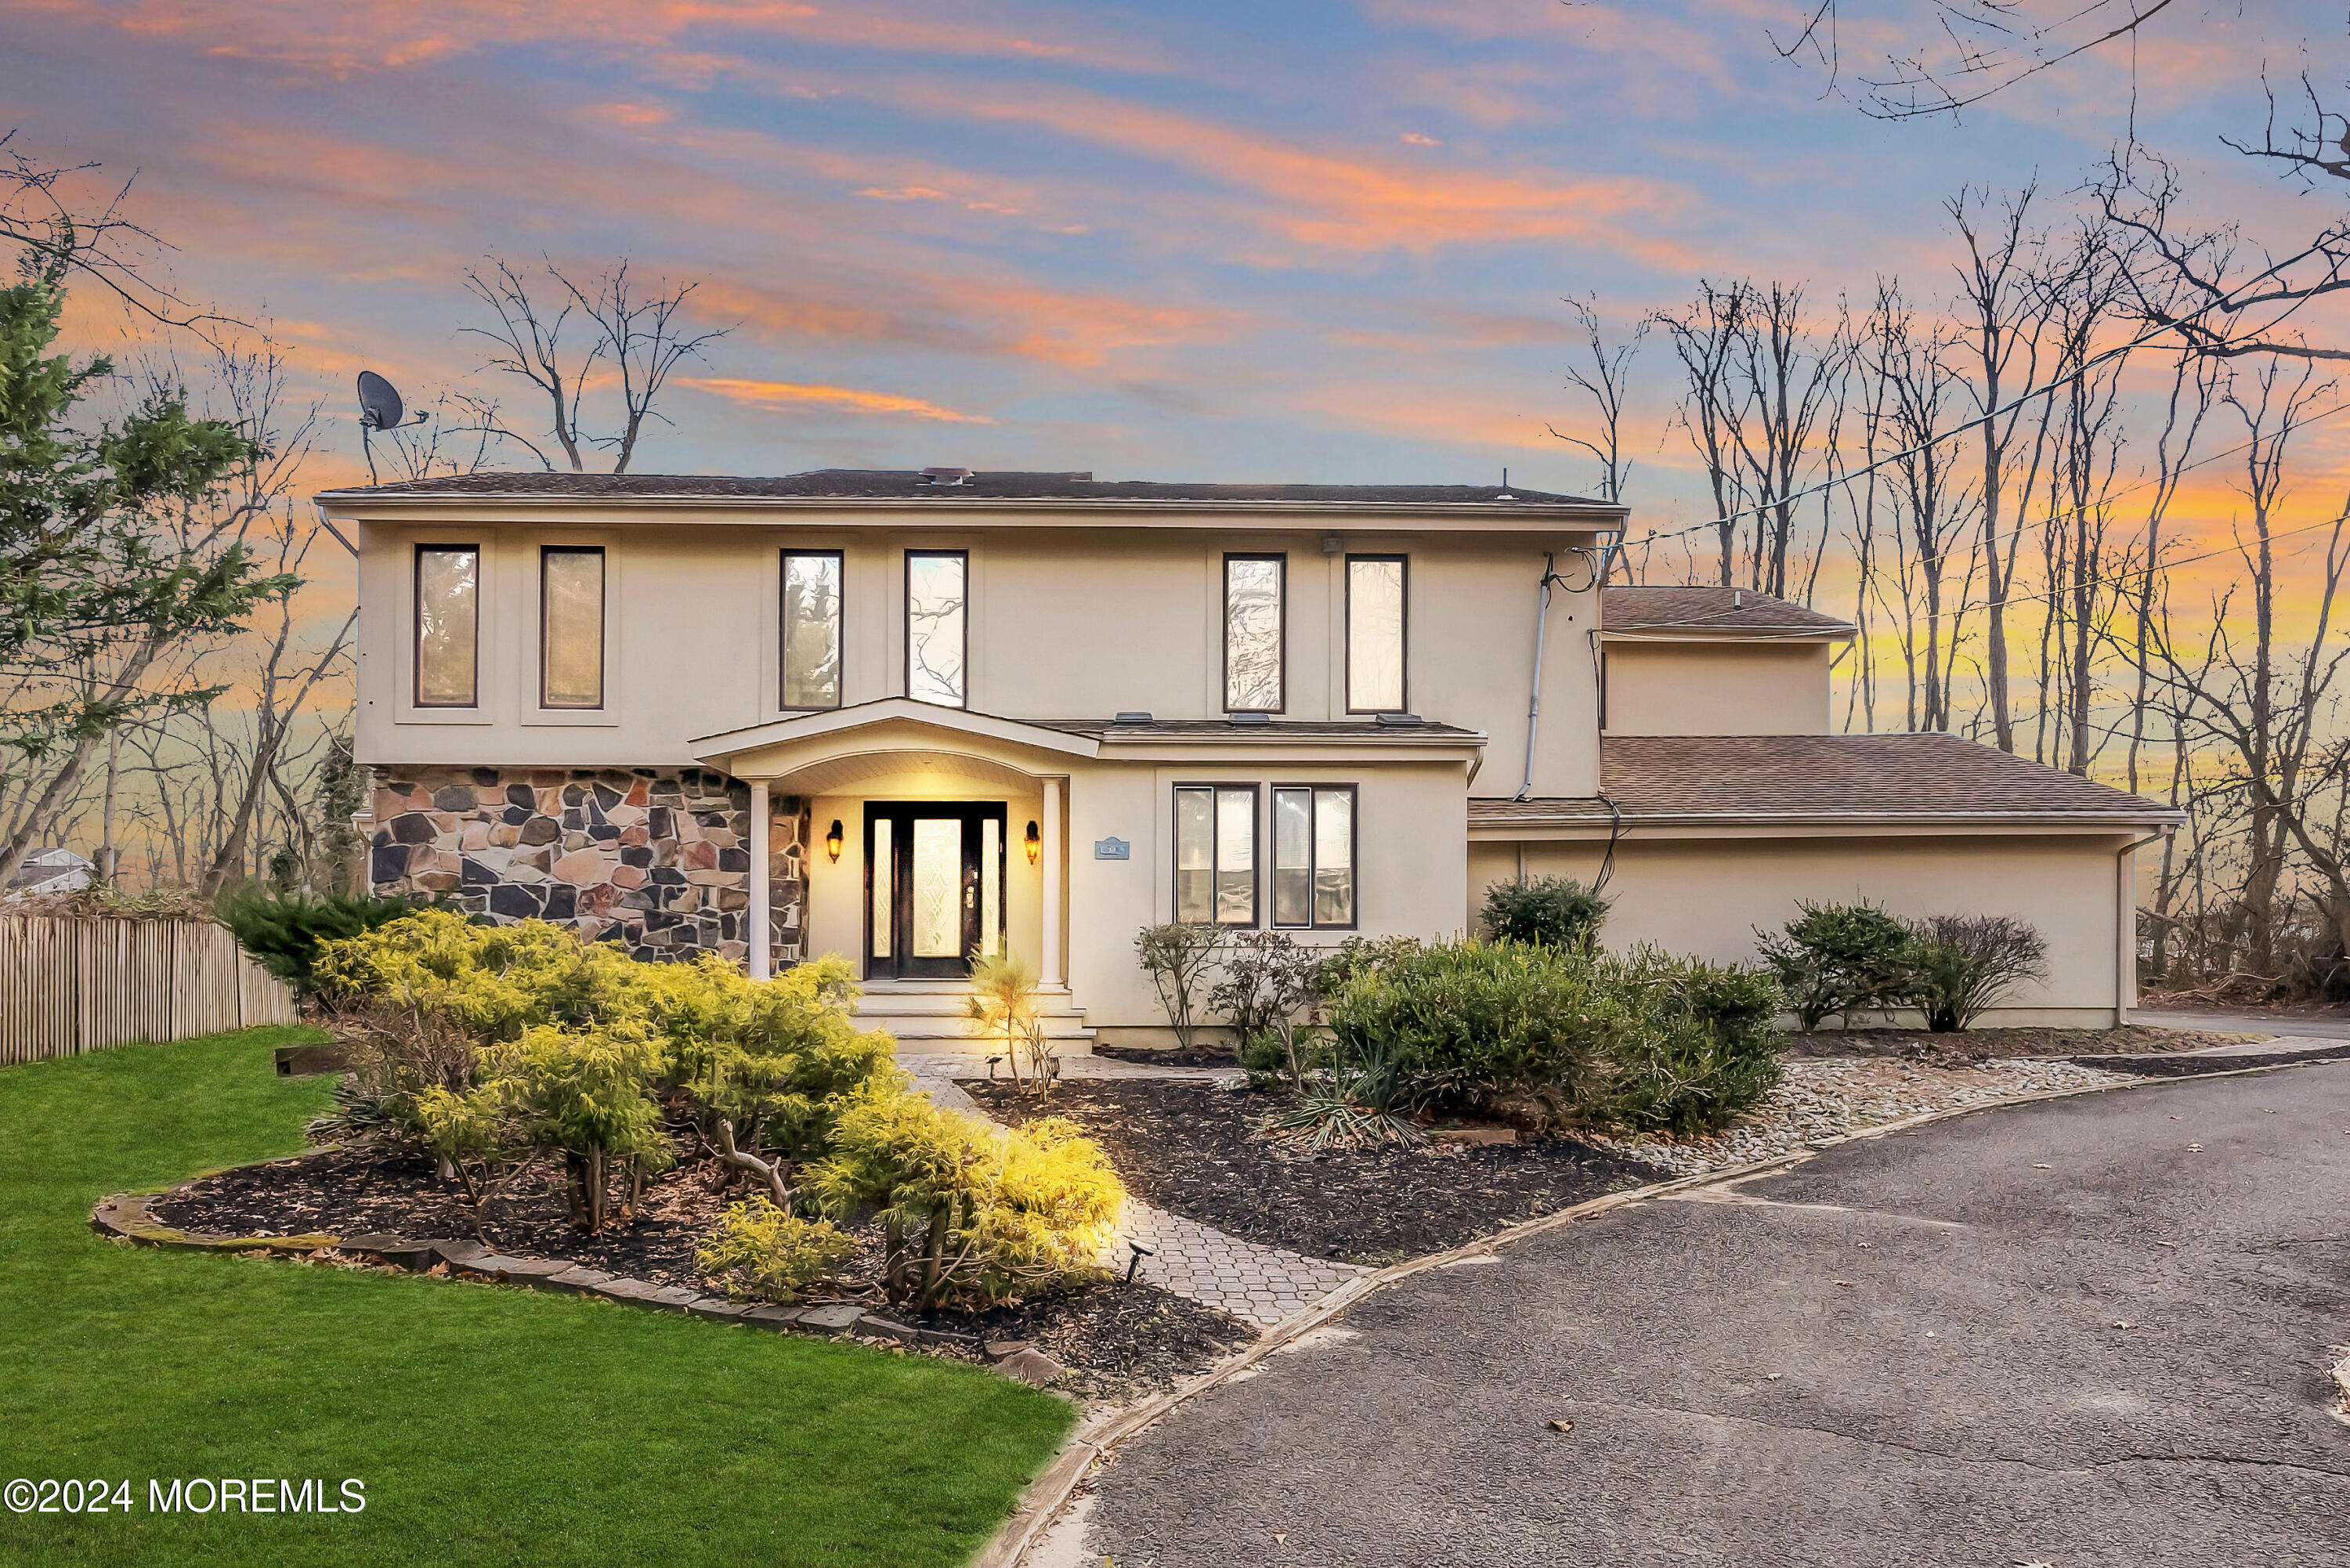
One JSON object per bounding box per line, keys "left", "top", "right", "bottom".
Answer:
{"left": 369, "top": 767, "right": 808, "bottom": 966}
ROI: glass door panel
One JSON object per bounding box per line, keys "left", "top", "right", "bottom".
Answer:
{"left": 910, "top": 816, "right": 964, "bottom": 959}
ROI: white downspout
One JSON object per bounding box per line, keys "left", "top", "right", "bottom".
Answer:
{"left": 2113, "top": 827, "right": 2171, "bottom": 1025}
{"left": 1515, "top": 552, "right": 1557, "bottom": 802}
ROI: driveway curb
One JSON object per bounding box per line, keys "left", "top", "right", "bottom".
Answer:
{"left": 971, "top": 1051, "right": 2347, "bottom": 1568}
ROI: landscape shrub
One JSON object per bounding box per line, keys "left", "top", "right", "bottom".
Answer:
{"left": 1263, "top": 1030, "right": 1420, "bottom": 1149}
{"left": 1480, "top": 875, "right": 1611, "bottom": 952}
{"left": 1902, "top": 914, "right": 2049, "bottom": 1031}
{"left": 316, "top": 913, "right": 897, "bottom": 1230}
{"left": 1755, "top": 900, "right": 1918, "bottom": 1029}
{"left": 1323, "top": 939, "right": 1622, "bottom": 1124}
{"left": 808, "top": 1083, "right": 1123, "bottom": 1311}
{"left": 696, "top": 1197, "right": 857, "bottom": 1302}
{"left": 1133, "top": 923, "right": 1224, "bottom": 1050}
{"left": 480, "top": 1021, "right": 674, "bottom": 1232}
{"left": 1596, "top": 946, "right": 1785, "bottom": 1136}
{"left": 966, "top": 948, "right": 1054, "bottom": 1092}
{"left": 1213, "top": 930, "right": 1323, "bottom": 1088}
{"left": 217, "top": 884, "right": 421, "bottom": 996}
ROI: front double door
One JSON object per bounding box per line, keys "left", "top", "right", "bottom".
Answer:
{"left": 864, "top": 803, "right": 1007, "bottom": 981}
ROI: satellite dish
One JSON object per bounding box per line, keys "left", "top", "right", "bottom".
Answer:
{"left": 355, "top": 370, "right": 428, "bottom": 485}
{"left": 356, "top": 370, "right": 407, "bottom": 431}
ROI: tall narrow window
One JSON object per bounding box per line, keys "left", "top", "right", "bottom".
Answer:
{"left": 1347, "top": 555, "right": 1406, "bottom": 713}
{"left": 1224, "top": 554, "right": 1285, "bottom": 712}
{"left": 414, "top": 544, "right": 479, "bottom": 708}
{"left": 1273, "top": 786, "right": 1356, "bottom": 929}
{"left": 906, "top": 550, "right": 967, "bottom": 707}
{"left": 782, "top": 550, "right": 843, "bottom": 710}
{"left": 540, "top": 546, "right": 605, "bottom": 709}
{"left": 1174, "top": 785, "right": 1256, "bottom": 926}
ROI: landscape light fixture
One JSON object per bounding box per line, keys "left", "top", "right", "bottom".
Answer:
{"left": 1025, "top": 821, "right": 1041, "bottom": 864}
{"left": 825, "top": 819, "right": 844, "bottom": 862}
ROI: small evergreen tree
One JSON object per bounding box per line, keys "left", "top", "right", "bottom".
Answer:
{"left": 1481, "top": 876, "right": 1611, "bottom": 952}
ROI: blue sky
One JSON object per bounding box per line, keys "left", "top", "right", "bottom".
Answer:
{"left": 2, "top": 0, "right": 2337, "bottom": 525}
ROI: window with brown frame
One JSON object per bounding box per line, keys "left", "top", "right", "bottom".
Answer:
{"left": 1272, "top": 785, "right": 1357, "bottom": 928}
{"left": 906, "top": 549, "right": 967, "bottom": 708}
{"left": 414, "top": 544, "right": 479, "bottom": 708}
{"left": 1345, "top": 555, "right": 1406, "bottom": 713}
{"left": 540, "top": 546, "right": 605, "bottom": 709}
{"left": 1173, "top": 784, "right": 1258, "bottom": 926}
{"left": 781, "top": 549, "right": 844, "bottom": 710}
{"left": 1223, "top": 553, "right": 1285, "bottom": 712}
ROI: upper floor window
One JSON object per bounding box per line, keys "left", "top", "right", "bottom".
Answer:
{"left": 906, "top": 549, "right": 967, "bottom": 707}
{"left": 1223, "top": 553, "right": 1285, "bottom": 712}
{"left": 1346, "top": 555, "right": 1406, "bottom": 713}
{"left": 1174, "top": 784, "right": 1258, "bottom": 926}
{"left": 414, "top": 544, "right": 479, "bottom": 707}
{"left": 540, "top": 546, "right": 605, "bottom": 709}
{"left": 1273, "top": 786, "right": 1356, "bottom": 928}
{"left": 782, "top": 550, "right": 844, "bottom": 710}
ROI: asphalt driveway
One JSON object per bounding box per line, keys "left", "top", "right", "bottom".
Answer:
{"left": 1075, "top": 1064, "right": 2350, "bottom": 1568}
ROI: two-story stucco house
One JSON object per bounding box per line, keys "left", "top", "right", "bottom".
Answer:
{"left": 320, "top": 468, "right": 2180, "bottom": 1046}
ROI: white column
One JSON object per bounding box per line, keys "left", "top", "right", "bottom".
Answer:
{"left": 1041, "top": 776, "right": 1064, "bottom": 988}
{"left": 747, "top": 780, "right": 771, "bottom": 980}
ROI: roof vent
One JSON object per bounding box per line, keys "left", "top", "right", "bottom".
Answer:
{"left": 920, "top": 467, "right": 974, "bottom": 486}
{"left": 1227, "top": 712, "right": 1271, "bottom": 725}
{"left": 1374, "top": 712, "right": 1425, "bottom": 728}
{"left": 1113, "top": 710, "right": 1153, "bottom": 724}
{"left": 1733, "top": 590, "right": 1744, "bottom": 610}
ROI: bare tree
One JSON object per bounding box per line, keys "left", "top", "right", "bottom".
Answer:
{"left": 1770, "top": 1, "right": 2180, "bottom": 122}
{"left": 461, "top": 256, "right": 730, "bottom": 473}
{"left": 1550, "top": 294, "right": 1644, "bottom": 511}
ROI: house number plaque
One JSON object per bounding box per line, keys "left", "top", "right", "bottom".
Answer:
{"left": 1093, "top": 837, "right": 1130, "bottom": 860}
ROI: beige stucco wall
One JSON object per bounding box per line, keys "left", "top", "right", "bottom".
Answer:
{"left": 1468, "top": 831, "right": 2135, "bottom": 1025}
{"left": 1603, "top": 641, "right": 1835, "bottom": 735}
{"left": 348, "top": 516, "right": 1601, "bottom": 797}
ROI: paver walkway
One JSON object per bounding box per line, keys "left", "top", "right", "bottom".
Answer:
{"left": 901, "top": 1052, "right": 1368, "bottom": 1329}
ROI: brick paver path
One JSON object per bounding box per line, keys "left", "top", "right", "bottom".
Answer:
{"left": 902, "top": 1052, "right": 1369, "bottom": 1329}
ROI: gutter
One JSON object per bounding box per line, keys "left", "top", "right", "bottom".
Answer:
{"left": 1470, "top": 808, "right": 2191, "bottom": 830}
{"left": 313, "top": 493, "right": 1627, "bottom": 525}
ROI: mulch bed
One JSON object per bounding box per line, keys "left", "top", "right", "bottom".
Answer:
{"left": 1779, "top": 1024, "right": 2256, "bottom": 1062}
{"left": 1090, "top": 1043, "right": 1239, "bottom": 1068}
{"left": 965, "top": 1078, "right": 1652, "bottom": 1267}
{"left": 149, "top": 1136, "right": 1249, "bottom": 1398}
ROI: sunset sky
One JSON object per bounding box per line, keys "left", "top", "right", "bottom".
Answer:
{"left": 6, "top": 1, "right": 2349, "bottom": 623}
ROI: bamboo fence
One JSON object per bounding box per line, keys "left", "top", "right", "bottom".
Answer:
{"left": 0, "top": 915, "right": 298, "bottom": 1065}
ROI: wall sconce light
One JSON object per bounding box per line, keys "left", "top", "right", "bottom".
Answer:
{"left": 1024, "top": 821, "right": 1041, "bottom": 865}
{"left": 825, "top": 819, "right": 844, "bottom": 862}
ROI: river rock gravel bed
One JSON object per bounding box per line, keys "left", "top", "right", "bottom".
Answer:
{"left": 1591, "top": 1055, "right": 2128, "bottom": 1177}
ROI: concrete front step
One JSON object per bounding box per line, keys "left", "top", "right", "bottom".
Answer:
{"left": 854, "top": 982, "right": 1094, "bottom": 1052}
{"left": 864, "top": 1019, "right": 1097, "bottom": 1049}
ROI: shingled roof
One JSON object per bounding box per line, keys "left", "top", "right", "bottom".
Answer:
{"left": 317, "top": 468, "right": 1611, "bottom": 509}
{"left": 1472, "top": 734, "right": 2179, "bottom": 827}
{"left": 1603, "top": 585, "right": 1855, "bottom": 638}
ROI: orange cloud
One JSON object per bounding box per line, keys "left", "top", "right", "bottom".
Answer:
{"left": 683, "top": 376, "right": 995, "bottom": 423}
{"left": 917, "top": 85, "right": 1694, "bottom": 258}
{"left": 37, "top": 0, "right": 1162, "bottom": 78}
{"left": 694, "top": 274, "right": 1225, "bottom": 369}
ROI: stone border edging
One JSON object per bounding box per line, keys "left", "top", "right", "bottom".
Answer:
{"left": 972, "top": 1050, "right": 2348, "bottom": 1568}
{"left": 86, "top": 1188, "right": 1049, "bottom": 1376}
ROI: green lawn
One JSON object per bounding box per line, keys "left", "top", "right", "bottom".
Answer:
{"left": 0, "top": 1027, "right": 1072, "bottom": 1566}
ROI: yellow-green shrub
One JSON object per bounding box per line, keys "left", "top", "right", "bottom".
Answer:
{"left": 695, "top": 1197, "right": 856, "bottom": 1302}
{"left": 807, "top": 1082, "right": 1123, "bottom": 1311}
{"left": 479, "top": 1021, "right": 673, "bottom": 1232}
